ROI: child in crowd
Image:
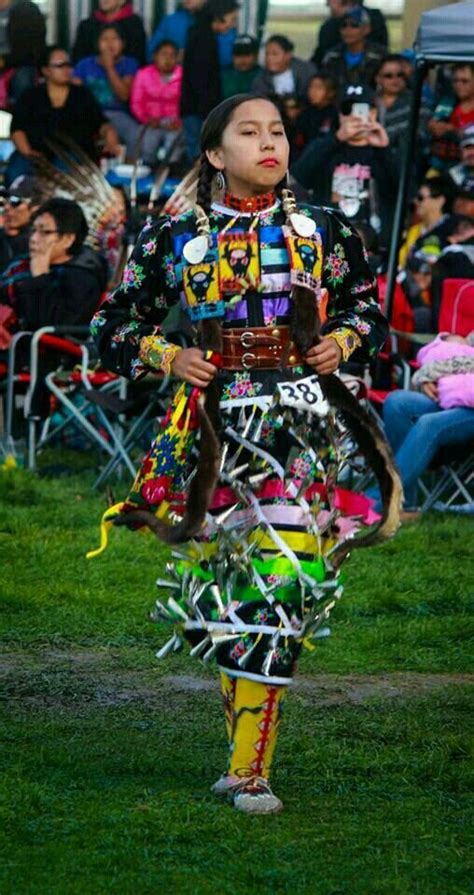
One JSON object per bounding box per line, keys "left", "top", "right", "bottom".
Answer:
{"left": 73, "top": 24, "right": 139, "bottom": 160}
{"left": 291, "top": 74, "right": 339, "bottom": 160}
{"left": 130, "top": 40, "right": 183, "bottom": 166}
{"left": 221, "top": 34, "right": 261, "bottom": 99}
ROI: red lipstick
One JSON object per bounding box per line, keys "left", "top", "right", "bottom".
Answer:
{"left": 259, "top": 158, "right": 279, "bottom": 167}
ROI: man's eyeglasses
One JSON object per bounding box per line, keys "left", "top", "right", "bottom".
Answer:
{"left": 5, "top": 195, "right": 31, "bottom": 208}
{"left": 381, "top": 71, "right": 405, "bottom": 79}
{"left": 48, "top": 61, "right": 72, "bottom": 69}
{"left": 30, "top": 227, "right": 59, "bottom": 236}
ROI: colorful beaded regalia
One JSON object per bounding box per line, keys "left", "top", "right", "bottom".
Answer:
{"left": 90, "top": 188, "right": 401, "bottom": 813}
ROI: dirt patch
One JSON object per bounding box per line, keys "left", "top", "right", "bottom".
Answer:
{"left": 0, "top": 648, "right": 472, "bottom": 711}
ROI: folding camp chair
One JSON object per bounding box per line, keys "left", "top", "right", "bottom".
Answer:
{"left": 417, "top": 442, "right": 474, "bottom": 513}
{"left": 23, "top": 325, "right": 175, "bottom": 483}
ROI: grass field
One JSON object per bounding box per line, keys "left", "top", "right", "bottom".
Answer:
{"left": 1, "top": 460, "right": 473, "bottom": 894}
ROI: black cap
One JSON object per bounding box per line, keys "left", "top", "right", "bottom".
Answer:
{"left": 341, "top": 7, "right": 370, "bottom": 26}
{"left": 341, "top": 83, "right": 375, "bottom": 114}
{"left": 233, "top": 33, "right": 259, "bottom": 55}
{"left": 7, "top": 175, "right": 44, "bottom": 205}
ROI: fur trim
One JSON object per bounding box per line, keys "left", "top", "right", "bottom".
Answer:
{"left": 319, "top": 373, "right": 402, "bottom": 565}
{"left": 115, "top": 319, "right": 223, "bottom": 544}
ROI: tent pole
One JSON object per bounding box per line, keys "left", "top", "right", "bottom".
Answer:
{"left": 383, "top": 61, "right": 428, "bottom": 321}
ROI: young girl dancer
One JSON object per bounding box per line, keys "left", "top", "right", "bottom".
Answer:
{"left": 90, "top": 95, "right": 401, "bottom": 815}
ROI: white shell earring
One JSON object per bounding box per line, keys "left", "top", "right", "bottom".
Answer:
{"left": 215, "top": 171, "right": 226, "bottom": 192}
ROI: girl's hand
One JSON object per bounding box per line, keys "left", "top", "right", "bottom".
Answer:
{"left": 366, "top": 121, "right": 389, "bottom": 148}
{"left": 421, "top": 382, "right": 439, "bottom": 402}
{"left": 304, "top": 338, "right": 342, "bottom": 374}
{"left": 171, "top": 347, "right": 218, "bottom": 387}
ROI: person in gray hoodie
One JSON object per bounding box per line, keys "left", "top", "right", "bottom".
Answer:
{"left": 251, "top": 34, "right": 315, "bottom": 102}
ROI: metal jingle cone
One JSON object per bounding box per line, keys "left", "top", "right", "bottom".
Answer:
{"left": 290, "top": 212, "right": 316, "bottom": 238}
{"left": 182, "top": 234, "right": 209, "bottom": 264}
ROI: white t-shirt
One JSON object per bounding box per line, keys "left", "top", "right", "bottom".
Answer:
{"left": 272, "top": 69, "right": 295, "bottom": 96}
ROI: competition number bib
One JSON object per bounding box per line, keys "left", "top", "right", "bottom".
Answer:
{"left": 276, "top": 375, "right": 329, "bottom": 417}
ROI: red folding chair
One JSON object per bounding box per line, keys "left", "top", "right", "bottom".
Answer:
{"left": 437, "top": 279, "right": 474, "bottom": 336}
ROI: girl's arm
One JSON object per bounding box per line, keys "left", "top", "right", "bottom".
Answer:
{"left": 104, "top": 60, "right": 134, "bottom": 103}
{"left": 91, "top": 219, "right": 180, "bottom": 380}
{"left": 321, "top": 209, "right": 388, "bottom": 361}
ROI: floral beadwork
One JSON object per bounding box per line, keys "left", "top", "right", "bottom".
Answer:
{"left": 324, "top": 243, "right": 350, "bottom": 286}
{"left": 122, "top": 260, "right": 146, "bottom": 292}
{"left": 89, "top": 312, "right": 107, "bottom": 336}
{"left": 162, "top": 252, "right": 177, "bottom": 289}
{"left": 339, "top": 223, "right": 352, "bottom": 238}
{"left": 221, "top": 372, "right": 263, "bottom": 401}
{"left": 288, "top": 454, "right": 315, "bottom": 479}
{"left": 142, "top": 237, "right": 157, "bottom": 257}
{"left": 352, "top": 316, "right": 372, "bottom": 336}
{"left": 351, "top": 280, "right": 374, "bottom": 296}
{"left": 111, "top": 321, "right": 142, "bottom": 347}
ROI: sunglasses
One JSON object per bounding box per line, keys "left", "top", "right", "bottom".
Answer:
{"left": 48, "top": 61, "right": 72, "bottom": 69}
{"left": 341, "top": 20, "right": 362, "bottom": 29}
{"left": 381, "top": 71, "right": 405, "bottom": 79}
{"left": 5, "top": 195, "right": 31, "bottom": 207}
{"left": 416, "top": 193, "right": 430, "bottom": 202}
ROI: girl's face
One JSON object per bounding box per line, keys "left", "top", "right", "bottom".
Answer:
{"left": 154, "top": 44, "right": 178, "bottom": 74}
{"left": 99, "top": 28, "right": 124, "bottom": 59}
{"left": 308, "top": 78, "right": 328, "bottom": 107}
{"left": 265, "top": 41, "right": 292, "bottom": 74}
{"left": 206, "top": 99, "right": 289, "bottom": 197}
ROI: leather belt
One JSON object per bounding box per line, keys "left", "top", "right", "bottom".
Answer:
{"left": 220, "top": 326, "right": 305, "bottom": 370}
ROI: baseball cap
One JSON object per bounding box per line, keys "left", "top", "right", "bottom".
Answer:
{"left": 341, "top": 7, "right": 371, "bottom": 27}
{"left": 341, "top": 83, "right": 375, "bottom": 113}
{"left": 460, "top": 125, "right": 474, "bottom": 148}
{"left": 233, "top": 34, "right": 259, "bottom": 55}
{"left": 7, "top": 175, "right": 43, "bottom": 205}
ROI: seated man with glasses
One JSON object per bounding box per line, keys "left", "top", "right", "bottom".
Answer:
{"left": 0, "top": 175, "right": 44, "bottom": 272}
{"left": 0, "top": 197, "right": 107, "bottom": 330}
{"left": 0, "top": 197, "right": 107, "bottom": 416}
{"left": 5, "top": 45, "right": 120, "bottom": 185}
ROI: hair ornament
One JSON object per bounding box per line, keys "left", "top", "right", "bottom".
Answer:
{"left": 281, "top": 188, "right": 317, "bottom": 238}
{"left": 182, "top": 203, "right": 212, "bottom": 265}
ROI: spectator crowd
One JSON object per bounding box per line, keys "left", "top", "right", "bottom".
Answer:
{"left": 0, "top": 0, "right": 472, "bottom": 512}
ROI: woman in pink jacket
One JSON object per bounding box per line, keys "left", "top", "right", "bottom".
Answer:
{"left": 368, "top": 332, "right": 474, "bottom": 514}
{"left": 130, "top": 39, "right": 183, "bottom": 165}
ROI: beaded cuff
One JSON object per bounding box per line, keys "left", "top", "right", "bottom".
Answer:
{"left": 139, "top": 334, "right": 182, "bottom": 375}
{"left": 325, "top": 328, "right": 362, "bottom": 363}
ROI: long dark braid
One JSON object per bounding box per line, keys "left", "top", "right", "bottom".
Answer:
{"left": 196, "top": 152, "right": 215, "bottom": 215}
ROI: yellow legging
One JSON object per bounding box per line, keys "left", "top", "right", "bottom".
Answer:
{"left": 220, "top": 671, "right": 286, "bottom": 780}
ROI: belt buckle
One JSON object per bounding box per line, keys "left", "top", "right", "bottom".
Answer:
{"left": 241, "top": 352, "right": 257, "bottom": 369}
{"left": 240, "top": 330, "right": 255, "bottom": 348}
